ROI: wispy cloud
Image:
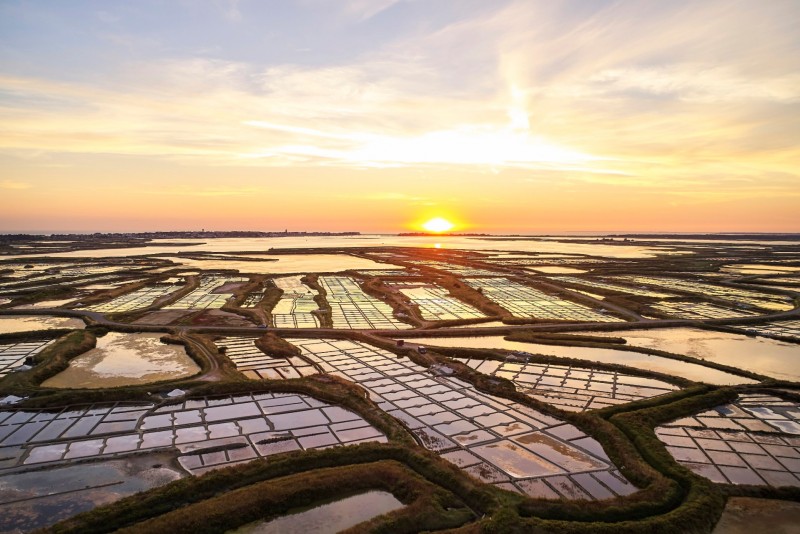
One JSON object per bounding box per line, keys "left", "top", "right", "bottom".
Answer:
{"left": 144, "top": 186, "right": 263, "bottom": 197}
{"left": 0, "top": 180, "right": 32, "bottom": 190}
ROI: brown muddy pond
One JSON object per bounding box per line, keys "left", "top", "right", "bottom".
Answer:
{"left": 413, "top": 336, "right": 756, "bottom": 385}
{"left": 229, "top": 490, "right": 404, "bottom": 534}
{"left": 0, "top": 315, "right": 85, "bottom": 334}
{"left": 582, "top": 328, "right": 800, "bottom": 382}
{"left": 41, "top": 333, "right": 199, "bottom": 388}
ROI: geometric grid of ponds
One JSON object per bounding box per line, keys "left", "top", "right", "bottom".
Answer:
{"left": 290, "top": 338, "right": 636, "bottom": 499}
{"left": 271, "top": 276, "right": 320, "bottom": 328}
{"left": 1, "top": 273, "right": 138, "bottom": 297}
{"left": 736, "top": 320, "right": 800, "bottom": 340}
{"left": 1, "top": 267, "right": 145, "bottom": 296}
{"left": 453, "top": 356, "right": 678, "bottom": 412}
{"left": 465, "top": 278, "right": 622, "bottom": 322}
{"left": 652, "top": 301, "right": 758, "bottom": 320}
{"left": 84, "top": 283, "right": 182, "bottom": 313}
{"left": 240, "top": 292, "right": 264, "bottom": 308}
{"left": 618, "top": 276, "right": 793, "bottom": 311}
{"left": 0, "top": 339, "right": 55, "bottom": 377}
{"left": 319, "top": 276, "right": 410, "bottom": 330}
{"left": 0, "top": 394, "right": 386, "bottom": 476}
{"left": 216, "top": 337, "right": 318, "bottom": 379}
{"left": 2, "top": 264, "right": 130, "bottom": 282}
{"left": 163, "top": 276, "right": 248, "bottom": 310}
{"left": 656, "top": 394, "right": 800, "bottom": 487}
{"left": 392, "top": 283, "right": 486, "bottom": 321}
{"left": 549, "top": 276, "right": 675, "bottom": 298}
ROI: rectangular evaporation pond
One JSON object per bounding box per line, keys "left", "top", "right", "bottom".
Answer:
{"left": 229, "top": 490, "right": 404, "bottom": 534}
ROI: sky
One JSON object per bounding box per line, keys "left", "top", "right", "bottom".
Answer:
{"left": 1, "top": 0, "right": 799, "bottom": 233}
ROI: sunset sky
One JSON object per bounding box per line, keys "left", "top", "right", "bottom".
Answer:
{"left": 1, "top": 1, "right": 798, "bottom": 233}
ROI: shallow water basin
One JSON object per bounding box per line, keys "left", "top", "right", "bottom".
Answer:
{"left": 41, "top": 332, "right": 199, "bottom": 388}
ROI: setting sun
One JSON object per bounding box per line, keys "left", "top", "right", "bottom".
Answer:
{"left": 422, "top": 217, "right": 455, "bottom": 233}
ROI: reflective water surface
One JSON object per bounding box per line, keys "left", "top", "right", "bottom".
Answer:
{"left": 229, "top": 490, "right": 404, "bottom": 534}
{"left": 171, "top": 254, "right": 400, "bottom": 274}
{"left": 583, "top": 327, "right": 800, "bottom": 381}
{"left": 713, "top": 497, "right": 800, "bottom": 534}
{"left": 413, "top": 336, "right": 757, "bottom": 385}
{"left": 528, "top": 266, "right": 588, "bottom": 274}
{"left": 5, "top": 235, "right": 677, "bottom": 259}
{"left": 0, "top": 452, "right": 183, "bottom": 532}
{"left": 0, "top": 315, "right": 85, "bottom": 333}
{"left": 41, "top": 332, "right": 199, "bottom": 388}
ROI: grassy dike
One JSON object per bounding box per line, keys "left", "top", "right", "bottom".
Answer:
{"left": 112, "top": 461, "right": 474, "bottom": 534}
{"left": 46, "top": 445, "right": 494, "bottom": 534}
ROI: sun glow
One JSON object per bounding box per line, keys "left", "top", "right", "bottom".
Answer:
{"left": 422, "top": 217, "right": 455, "bottom": 233}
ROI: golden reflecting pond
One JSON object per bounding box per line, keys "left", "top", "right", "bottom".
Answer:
{"left": 171, "top": 254, "right": 401, "bottom": 274}
{"left": 4, "top": 235, "right": 674, "bottom": 259}
{"left": 42, "top": 332, "right": 199, "bottom": 389}
{"left": 413, "top": 336, "right": 757, "bottom": 385}
{"left": 528, "top": 266, "right": 588, "bottom": 274}
{"left": 0, "top": 315, "right": 85, "bottom": 333}
{"left": 583, "top": 327, "right": 800, "bottom": 382}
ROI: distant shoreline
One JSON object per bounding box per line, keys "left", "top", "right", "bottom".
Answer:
{"left": 3, "top": 231, "right": 799, "bottom": 240}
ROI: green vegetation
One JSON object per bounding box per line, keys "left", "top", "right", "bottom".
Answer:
{"left": 258, "top": 279, "right": 284, "bottom": 326}
{"left": 254, "top": 331, "right": 302, "bottom": 358}
{"left": 0, "top": 329, "right": 96, "bottom": 393}
{"left": 436, "top": 274, "right": 508, "bottom": 319}
{"left": 360, "top": 276, "right": 424, "bottom": 327}
{"left": 108, "top": 461, "right": 473, "bottom": 534}
{"left": 301, "top": 273, "right": 333, "bottom": 328}
{"left": 48, "top": 445, "right": 491, "bottom": 534}
{"left": 506, "top": 332, "right": 627, "bottom": 345}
